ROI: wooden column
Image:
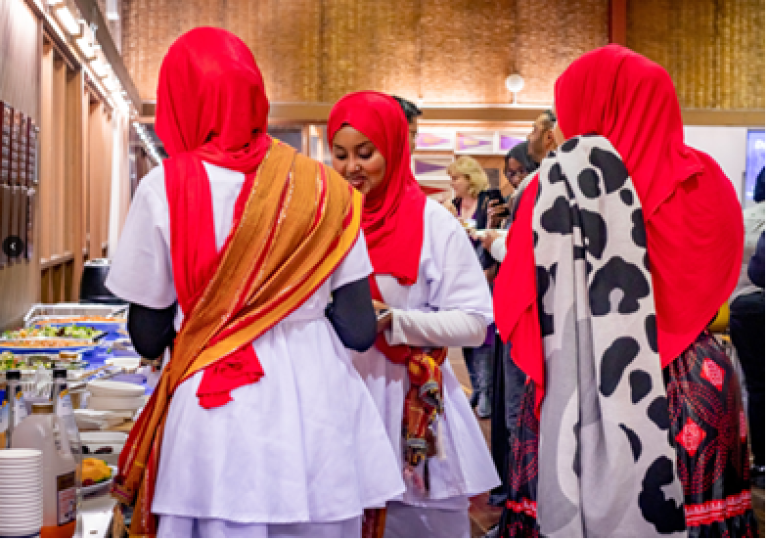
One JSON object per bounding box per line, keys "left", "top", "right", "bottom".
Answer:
{"left": 609, "top": 0, "right": 627, "bottom": 45}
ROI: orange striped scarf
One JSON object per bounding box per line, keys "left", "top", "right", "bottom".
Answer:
{"left": 112, "top": 141, "right": 363, "bottom": 537}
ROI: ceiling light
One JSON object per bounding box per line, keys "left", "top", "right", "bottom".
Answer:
{"left": 91, "top": 60, "right": 109, "bottom": 78}
{"left": 106, "top": 0, "right": 120, "bottom": 20}
{"left": 75, "top": 37, "right": 96, "bottom": 60}
{"left": 505, "top": 74, "right": 525, "bottom": 105}
{"left": 54, "top": 6, "right": 81, "bottom": 36}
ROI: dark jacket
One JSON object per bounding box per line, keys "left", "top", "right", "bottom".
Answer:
{"left": 454, "top": 191, "right": 494, "bottom": 270}
{"left": 748, "top": 233, "right": 767, "bottom": 289}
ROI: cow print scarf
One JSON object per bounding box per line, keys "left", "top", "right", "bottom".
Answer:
{"left": 533, "top": 135, "right": 687, "bottom": 537}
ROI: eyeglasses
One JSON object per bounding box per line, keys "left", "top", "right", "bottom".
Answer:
{"left": 504, "top": 167, "right": 526, "bottom": 179}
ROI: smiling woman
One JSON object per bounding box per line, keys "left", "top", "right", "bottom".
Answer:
{"left": 331, "top": 126, "right": 387, "bottom": 195}
{"left": 328, "top": 92, "right": 499, "bottom": 538}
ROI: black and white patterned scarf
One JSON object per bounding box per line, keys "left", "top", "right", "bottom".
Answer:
{"left": 534, "top": 135, "right": 687, "bottom": 537}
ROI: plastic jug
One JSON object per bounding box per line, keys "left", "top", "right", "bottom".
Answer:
{"left": 12, "top": 402, "right": 77, "bottom": 538}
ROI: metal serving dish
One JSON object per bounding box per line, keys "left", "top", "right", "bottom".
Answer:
{"left": 0, "top": 337, "right": 96, "bottom": 354}
{"left": 23, "top": 303, "right": 127, "bottom": 327}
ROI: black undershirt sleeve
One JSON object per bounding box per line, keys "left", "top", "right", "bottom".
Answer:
{"left": 128, "top": 277, "right": 376, "bottom": 358}
{"left": 127, "top": 303, "right": 177, "bottom": 360}
{"left": 325, "top": 277, "right": 377, "bottom": 352}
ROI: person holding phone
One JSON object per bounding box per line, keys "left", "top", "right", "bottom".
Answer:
{"left": 445, "top": 156, "right": 497, "bottom": 418}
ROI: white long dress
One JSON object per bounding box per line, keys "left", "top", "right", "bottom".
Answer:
{"left": 106, "top": 162, "right": 405, "bottom": 536}
{"left": 351, "top": 199, "right": 501, "bottom": 537}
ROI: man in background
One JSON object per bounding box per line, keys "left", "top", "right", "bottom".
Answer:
{"left": 527, "top": 109, "right": 558, "bottom": 165}
{"left": 392, "top": 95, "right": 422, "bottom": 154}
{"left": 730, "top": 167, "right": 765, "bottom": 488}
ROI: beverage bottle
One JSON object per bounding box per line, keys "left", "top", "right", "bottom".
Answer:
{"left": 6, "top": 369, "right": 26, "bottom": 447}
{"left": 12, "top": 402, "right": 77, "bottom": 538}
{"left": 50, "top": 369, "right": 82, "bottom": 465}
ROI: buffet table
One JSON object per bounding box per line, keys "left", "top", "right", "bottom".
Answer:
{"left": 3, "top": 303, "right": 155, "bottom": 538}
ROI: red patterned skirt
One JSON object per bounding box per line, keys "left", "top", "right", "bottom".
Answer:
{"left": 500, "top": 332, "right": 758, "bottom": 538}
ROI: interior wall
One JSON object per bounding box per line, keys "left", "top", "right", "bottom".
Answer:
{"left": 121, "top": 0, "right": 608, "bottom": 105}
{"left": 627, "top": 0, "right": 764, "bottom": 110}
{"left": 0, "top": 0, "right": 41, "bottom": 330}
{"left": 683, "top": 126, "right": 750, "bottom": 203}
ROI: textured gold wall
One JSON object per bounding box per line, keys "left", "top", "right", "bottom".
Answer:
{"left": 121, "top": 0, "right": 608, "bottom": 105}
{"left": 627, "top": 0, "right": 764, "bottom": 110}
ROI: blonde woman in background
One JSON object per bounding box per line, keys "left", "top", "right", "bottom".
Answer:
{"left": 445, "top": 156, "right": 498, "bottom": 418}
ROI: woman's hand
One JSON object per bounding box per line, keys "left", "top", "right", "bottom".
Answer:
{"left": 487, "top": 200, "right": 509, "bottom": 229}
{"left": 373, "top": 299, "right": 393, "bottom": 333}
{"left": 481, "top": 229, "right": 502, "bottom": 251}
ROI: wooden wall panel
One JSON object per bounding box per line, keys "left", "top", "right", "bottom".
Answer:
{"left": 121, "top": 0, "right": 763, "bottom": 112}
{"left": 121, "top": 0, "right": 609, "bottom": 105}
{"left": 627, "top": 0, "right": 765, "bottom": 110}
{"left": 0, "top": 0, "right": 41, "bottom": 330}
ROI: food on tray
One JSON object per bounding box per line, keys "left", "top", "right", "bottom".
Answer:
{"left": 3, "top": 325, "right": 102, "bottom": 340}
{"left": 0, "top": 339, "right": 87, "bottom": 349}
{"left": 0, "top": 351, "right": 81, "bottom": 370}
{"left": 82, "top": 458, "right": 112, "bottom": 486}
{"left": 32, "top": 316, "right": 126, "bottom": 325}
{"left": 0, "top": 352, "right": 20, "bottom": 369}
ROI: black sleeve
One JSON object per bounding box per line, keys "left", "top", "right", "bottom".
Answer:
{"left": 325, "top": 277, "right": 377, "bottom": 352}
{"left": 749, "top": 231, "right": 765, "bottom": 288}
{"left": 127, "top": 303, "right": 177, "bottom": 359}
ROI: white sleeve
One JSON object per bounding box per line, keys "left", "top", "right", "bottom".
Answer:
{"left": 426, "top": 205, "right": 494, "bottom": 324}
{"left": 490, "top": 236, "right": 507, "bottom": 262}
{"left": 387, "top": 309, "right": 486, "bottom": 347}
{"left": 329, "top": 232, "right": 373, "bottom": 291}
{"left": 379, "top": 201, "right": 493, "bottom": 348}
{"left": 105, "top": 170, "right": 177, "bottom": 309}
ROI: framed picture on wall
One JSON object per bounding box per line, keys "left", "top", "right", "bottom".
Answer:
{"left": 496, "top": 131, "right": 527, "bottom": 155}
{"left": 455, "top": 131, "right": 494, "bottom": 155}
{"left": 415, "top": 130, "right": 455, "bottom": 152}
{"left": 744, "top": 129, "right": 765, "bottom": 206}
{"left": 413, "top": 155, "right": 453, "bottom": 181}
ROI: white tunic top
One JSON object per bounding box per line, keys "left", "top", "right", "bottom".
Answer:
{"left": 352, "top": 199, "right": 501, "bottom": 510}
{"left": 106, "top": 163, "right": 405, "bottom": 524}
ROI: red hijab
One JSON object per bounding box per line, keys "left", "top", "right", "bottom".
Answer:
{"left": 495, "top": 45, "right": 743, "bottom": 411}
{"left": 155, "top": 27, "right": 273, "bottom": 408}
{"left": 327, "top": 92, "right": 426, "bottom": 285}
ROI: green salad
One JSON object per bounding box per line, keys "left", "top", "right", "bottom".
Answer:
{"left": 0, "top": 351, "right": 82, "bottom": 371}
{"left": 2, "top": 325, "right": 101, "bottom": 340}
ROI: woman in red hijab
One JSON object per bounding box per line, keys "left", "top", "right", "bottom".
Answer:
{"left": 328, "top": 92, "right": 500, "bottom": 538}
{"left": 495, "top": 45, "right": 756, "bottom": 538}
{"left": 106, "top": 28, "right": 404, "bottom": 538}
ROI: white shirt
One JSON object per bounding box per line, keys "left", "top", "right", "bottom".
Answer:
{"left": 351, "top": 199, "right": 500, "bottom": 510}
{"left": 106, "top": 162, "right": 404, "bottom": 523}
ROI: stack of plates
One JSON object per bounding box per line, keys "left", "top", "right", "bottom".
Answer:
{"left": 0, "top": 449, "right": 43, "bottom": 537}
{"left": 87, "top": 380, "right": 146, "bottom": 412}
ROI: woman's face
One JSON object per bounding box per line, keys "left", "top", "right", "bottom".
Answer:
{"left": 504, "top": 157, "right": 527, "bottom": 188}
{"left": 450, "top": 173, "right": 471, "bottom": 199}
{"left": 331, "top": 126, "right": 387, "bottom": 195}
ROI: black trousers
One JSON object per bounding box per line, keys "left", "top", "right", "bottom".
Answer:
{"left": 730, "top": 291, "right": 765, "bottom": 466}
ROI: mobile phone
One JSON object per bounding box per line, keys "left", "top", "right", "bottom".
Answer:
{"left": 486, "top": 189, "right": 510, "bottom": 218}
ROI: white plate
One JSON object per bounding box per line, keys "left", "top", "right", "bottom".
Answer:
{"left": 88, "top": 380, "right": 145, "bottom": 398}
{"left": 81, "top": 465, "right": 117, "bottom": 496}
{"left": 105, "top": 358, "right": 141, "bottom": 370}
{"left": 88, "top": 395, "right": 145, "bottom": 411}
{"left": 0, "top": 450, "right": 41, "bottom": 460}
{"left": 80, "top": 431, "right": 128, "bottom": 445}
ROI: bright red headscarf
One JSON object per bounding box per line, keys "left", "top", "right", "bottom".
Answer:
{"left": 495, "top": 45, "right": 743, "bottom": 413}
{"left": 327, "top": 92, "right": 426, "bottom": 285}
{"left": 155, "top": 27, "right": 273, "bottom": 408}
